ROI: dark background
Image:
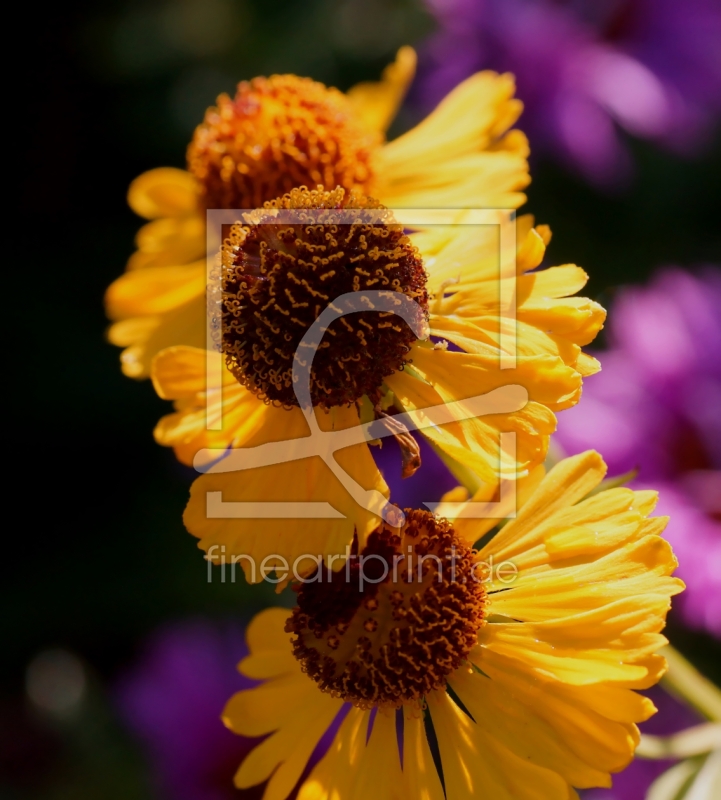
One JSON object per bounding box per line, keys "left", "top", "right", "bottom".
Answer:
{"left": 5, "top": 0, "right": 720, "bottom": 797}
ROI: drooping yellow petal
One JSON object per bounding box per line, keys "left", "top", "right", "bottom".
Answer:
{"left": 296, "top": 709, "right": 370, "bottom": 800}
{"left": 347, "top": 46, "right": 417, "bottom": 134}
{"left": 420, "top": 217, "right": 605, "bottom": 384}
{"left": 476, "top": 450, "right": 607, "bottom": 564}
{"left": 150, "top": 345, "right": 267, "bottom": 465}
{"left": 519, "top": 295, "right": 607, "bottom": 346}
{"left": 229, "top": 678, "right": 342, "bottom": 800}
{"left": 225, "top": 605, "right": 326, "bottom": 800}
{"left": 427, "top": 689, "right": 577, "bottom": 800}
{"left": 409, "top": 330, "right": 582, "bottom": 412}
{"left": 401, "top": 710, "right": 445, "bottom": 800}
{"left": 127, "top": 167, "right": 199, "bottom": 220}
{"left": 470, "top": 646, "right": 664, "bottom": 746}
{"left": 151, "top": 345, "right": 212, "bottom": 398}
{"left": 183, "top": 403, "right": 388, "bottom": 581}
{"left": 430, "top": 315, "right": 592, "bottom": 377}
{"left": 378, "top": 72, "right": 529, "bottom": 209}
{"left": 479, "top": 618, "right": 665, "bottom": 686}
{"left": 386, "top": 364, "right": 556, "bottom": 485}
{"left": 129, "top": 214, "right": 206, "bottom": 270}
{"left": 238, "top": 607, "right": 297, "bottom": 680}
{"left": 454, "top": 654, "right": 650, "bottom": 785}
{"left": 449, "top": 667, "right": 612, "bottom": 789}
{"left": 487, "top": 535, "right": 682, "bottom": 620}
{"left": 470, "top": 451, "right": 683, "bottom": 608}
{"left": 297, "top": 709, "right": 410, "bottom": 800}
{"left": 105, "top": 261, "right": 206, "bottom": 319}
{"left": 106, "top": 316, "right": 158, "bottom": 349}
{"left": 107, "top": 288, "right": 207, "bottom": 379}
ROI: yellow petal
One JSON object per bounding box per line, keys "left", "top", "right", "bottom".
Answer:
{"left": 151, "top": 345, "right": 211, "bottom": 398}
{"left": 427, "top": 689, "right": 576, "bottom": 800}
{"left": 231, "top": 682, "right": 342, "bottom": 798}
{"left": 224, "top": 672, "right": 314, "bottom": 738}
{"left": 115, "top": 293, "right": 207, "bottom": 379}
{"left": 408, "top": 340, "right": 581, "bottom": 413}
{"left": 347, "top": 46, "right": 416, "bottom": 134}
{"left": 378, "top": 72, "right": 529, "bottom": 209}
{"left": 430, "top": 315, "right": 584, "bottom": 373}
{"left": 518, "top": 295, "right": 607, "bottom": 345}
{"left": 449, "top": 667, "right": 612, "bottom": 788}
{"left": 402, "top": 709, "right": 445, "bottom": 800}
{"left": 297, "top": 709, "right": 370, "bottom": 800}
{"left": 463, "top": 649, "right": 649, "bottom": 777}
{"left": 477, "top": 450, "right": 607, "bottom": 564}
{"left": 516, "top": 226, "right": 547, "bottom": 272}
{"left": 518, "top": 264, "right": 590, "bottom": 299}
{"left": 345, "top": 711, "right": 404, "bottom": 799}
{"left": 183, "top": 404, "right": 388, "bottom": 581}
{"left": 450, "top": 463, "right": 546, "bottom": 545}
{"left": 386, "top": 364, "right": 556, "bottom": 485}
{"left": 130, "top": 214, "right": 206, "bottom": 270}
{"left": 106, "top": 316, "right": 158, "bottom": 348}
{"left": 105, "top": 261, "right": 206, "bottom": 319}
{"left": 127, "top": 167, "right": 199, "bottom": 219}
{"left": 480, "top": 624, "right": 652, "bottom": 685}
{"left": 238, "top": 607, "right": 297, "bottom": 679}
{"left": 488, "top": 535, "right": 683, "bottom": 620}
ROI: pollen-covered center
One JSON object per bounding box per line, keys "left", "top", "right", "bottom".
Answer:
{"left": 287, "top": 509, "right": 486, "bottom": 709}
{"left": 220, "top": 186, "right": 428, "bottom": 408}
{"left": 188, "top": 75, "right": 380, "bottom": 211}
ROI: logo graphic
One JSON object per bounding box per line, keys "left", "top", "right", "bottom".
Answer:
{"left": 200, "top": 208, "right": 524, "bottom": 525}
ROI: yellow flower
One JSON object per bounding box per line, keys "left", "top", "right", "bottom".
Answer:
{"left": 221, "top": 451, "right": 683, "bottom": 800}
{"left": 166, "top": 185, "right": 603, "bottom": 577}
{"left": 105, "top": 47, "right": 530, "bottom": 378}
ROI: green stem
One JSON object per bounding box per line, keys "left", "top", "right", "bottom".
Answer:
{"left": 661, "top": 645, "right": 721, "bottom": 722}
{"left": 637, "top": 723, "right": 721, "bottom": 759}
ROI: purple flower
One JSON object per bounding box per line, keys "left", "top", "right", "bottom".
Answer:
{"left": 115, "top": 619, "right": 263, "bottom": 800}
{"left": 555, "top": 267, "right": 721, "bottom": 636}
{"left": 420, "top": 0, "right": 721, "bottom": 186}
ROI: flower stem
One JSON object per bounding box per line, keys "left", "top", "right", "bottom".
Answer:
{"left": 637, "top": 723, "right": 721, "bottom": 759}
{"left": 661, "top": 645, "right": 721, "bottom": 722}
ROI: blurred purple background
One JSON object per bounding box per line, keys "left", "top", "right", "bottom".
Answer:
{"left": 420, "top": 0, "right": 721, "bottom": 186}
{"left": 116, "top": 620, "right": 261, "bottom": 800}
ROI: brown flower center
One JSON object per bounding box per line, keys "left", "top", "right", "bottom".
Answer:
{"left": 220, "top": 186, "right": 428, "bottom": 408}
{"left": 188, "top": 74, "right": 379, "bottom": 211}
{"left": 286, "top": 509, "right": 486, "bottom": 709}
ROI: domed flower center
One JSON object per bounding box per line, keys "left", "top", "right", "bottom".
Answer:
{"left": 220, "top": 186, "right": 428, "bottom": 408}
{"left": 286, "top": 510, "right": 486, "bottom": 708}
{"left": 188, "top": 75, "right": 380, "bottom": 211}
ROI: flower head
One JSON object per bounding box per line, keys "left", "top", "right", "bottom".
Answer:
{"left": 188, "top": 76, "right": 379, "bottom": 212}
{"left": 288, "top": 509, "right": 485, "bottom": 709}
{"left": 105, "top": 50, "right": 530, "bottom": 378}
{"left": 222, "top": 451, "right": 682, "bottom": 799}
{"left": 219, "top": 186, "right": 427, "bottom": 409}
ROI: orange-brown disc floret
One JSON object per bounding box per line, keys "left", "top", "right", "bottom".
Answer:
{"left": 286, "top": 509, "right": 487, "bottom": 709}
{"left": 188, "top": 75, "right": 380, "bottom": 211}
{"left": 220, "top": 186, "right": 428, "bottom": 408}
